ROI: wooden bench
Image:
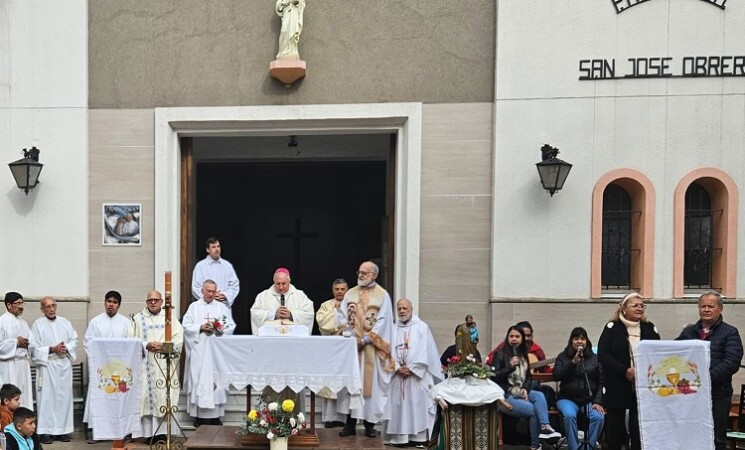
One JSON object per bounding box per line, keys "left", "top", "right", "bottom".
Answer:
{"left": 30, "top": 362, "right": 86, "bottom": 410}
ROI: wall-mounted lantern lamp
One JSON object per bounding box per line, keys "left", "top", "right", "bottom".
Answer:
{"left": 535, "top": 144, "right": 572, "bottom": 197}
{"left": 8, "top": 147, "right": 43, "bottom": 195}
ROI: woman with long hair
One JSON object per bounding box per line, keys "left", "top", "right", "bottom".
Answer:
{"left": 553, "top": 327, "right": 605, "bottom": 450}
{"left": 490, "top": 325, "right": 561, "bottom": 450}
{"left": 597, "top": 293, "right": 660, "bottom": 450}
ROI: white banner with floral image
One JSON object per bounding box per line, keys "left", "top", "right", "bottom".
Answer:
{"left": 634, "top": 340, "right": 713, "bottom": 450}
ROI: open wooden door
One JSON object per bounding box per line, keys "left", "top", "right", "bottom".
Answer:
{"left": 179, "top": 137, "right": 195, "bottom": 316}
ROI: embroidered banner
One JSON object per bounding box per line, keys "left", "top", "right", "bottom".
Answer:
{"left": 88, "top": 338, "right": 142, "bottom": 440}
{"left": 634, "top": 340, "right": 713, "bottom": 450}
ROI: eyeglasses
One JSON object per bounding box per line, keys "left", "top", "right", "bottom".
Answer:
{"left": 10, "top": 301, "right": 24, "bottom": 306}
{"left": 627, "top": 303, "right": 647, "bottom": 310}
{"left": 42, "top": 304, "right": 57, "bottom": 310}
{"left": 356, "top": 271, "right": 372, "bottom": 276}
{"left": 146, "top": 298, "right": 162, "bottom": 303}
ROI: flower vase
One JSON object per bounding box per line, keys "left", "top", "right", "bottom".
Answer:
{"left": 270, "top": 437, "right": 288, "bottom": 450}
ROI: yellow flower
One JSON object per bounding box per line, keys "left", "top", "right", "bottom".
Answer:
{"left": 248, "top": 410, "right": 258, "bottom": 420}
{"left": 281, "top": 399, "right": 295, "bottom": 413}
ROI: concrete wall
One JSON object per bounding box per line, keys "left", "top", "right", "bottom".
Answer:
{"left": 493, "top": 0, "right": 745, "bottom": 300}
{"left": 0, "top": 1, "right": 88, "bottom": 297}
{"left": 88, "top": 0, "right": 495, "bottom": 108}
{"left": 88, "top": 109, "right": 157, "bottom": 321}
{"left": 418, "top": 103, "right": 493, "bottom": 353}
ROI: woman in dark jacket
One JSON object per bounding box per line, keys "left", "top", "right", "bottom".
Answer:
{"left": 597, "top": 293, "right": 660, "bottom": 450}
{"left": 490, "top": 325, "right": 561, "bottom": 450}
{"left": 553, "top": 327, "right": 605, "bottom": 450}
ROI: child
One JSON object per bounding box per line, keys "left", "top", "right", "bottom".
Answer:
{"left": 0, "top": 384, "right": 22, "bottom": 430}
{"left": 465, "top": 314, "right": 479, "bottom": 345}
{"left": 3, "top": 406, "right": 43, "bottom": 450}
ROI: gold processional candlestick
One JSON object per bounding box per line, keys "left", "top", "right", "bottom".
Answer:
{"left": 156, "top": 270, "right": 182, "bottom": 450}
{"left": 164, "top": 271, "right": 172, "bottom": 344}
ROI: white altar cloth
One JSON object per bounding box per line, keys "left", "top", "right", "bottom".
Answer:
{"left": 432, "top": 376, "right": 505, "bottom": 407}
{"left": 194, "top": 335, "right": 362, "bottom": 410}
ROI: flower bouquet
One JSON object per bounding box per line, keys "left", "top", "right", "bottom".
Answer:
{"left": 444, "top": 354, "right": 492, "bottom": 379}
{"left": 238, "top": 397, "right": 307, "bottom": 440}
{"left": 204, "top": 315, "right": 228, "bottom": 336}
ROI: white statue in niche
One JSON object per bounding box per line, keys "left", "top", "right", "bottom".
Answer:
{"left": 275, "top": 0, "right": 305, "bottom": 59}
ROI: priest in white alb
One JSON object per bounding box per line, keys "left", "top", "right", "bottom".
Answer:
{"left": 183, "top": 280, "right": 236, "bottom": 427}
{"left": 335, "top": 261, "right": 396, "bottom": 438}
{"left": 30, "top": 296, "right": 78, "bottom": 443}
{"left": 250, "top": 267, "right": 314, "bottom": 334}
{"left": 383, "top": 298, "right": 443, "bottom": 446}
{"left": 128, "top": 290, "right": 184, "bottom": 442}
{"left": 315, "top": 278, "right": 350, "bottom": 428}
{"left": 82, "top": 290, "right": 132, "bottom": 443}
{"left": 0, "top": 292, "right": 33, "bottom": 410}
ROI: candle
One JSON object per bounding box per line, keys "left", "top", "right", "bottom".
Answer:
{"left": 164, "top": 271, "right": 172, "bottom": 342}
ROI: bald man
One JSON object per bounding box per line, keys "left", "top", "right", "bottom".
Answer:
{"left": 30, "top": 296, "right": 78, "bottom": 443}
{"left": 383, "top": 298, "right": 442, "bottom": 447}
{"left": 128, "top": 290, "right": 184, "bottom": 444}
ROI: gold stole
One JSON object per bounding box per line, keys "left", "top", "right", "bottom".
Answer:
{"left": 346, "top": 284, "right": 395, "bottom": 396}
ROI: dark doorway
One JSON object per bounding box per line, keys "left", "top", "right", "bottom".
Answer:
{"left": 194, "top": 160, "right": 389, "bottom": 334}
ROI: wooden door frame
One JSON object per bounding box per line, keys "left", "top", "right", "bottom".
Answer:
{"left": 179, "top": 137, "right": 195, "bottom": 315}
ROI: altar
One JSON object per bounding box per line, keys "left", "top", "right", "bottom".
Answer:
{"left": 193, "top": 335, "right": 362, "bottom": 409}
{"left": 190, "top": 335, "right": 362, "bottom": 446}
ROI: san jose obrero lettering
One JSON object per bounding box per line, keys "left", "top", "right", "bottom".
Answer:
{"left": 579, "top": 56, "right": 745, "bottom": 80}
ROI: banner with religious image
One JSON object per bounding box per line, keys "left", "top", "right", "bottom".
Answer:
{"left": 88, "top": 338, "right": 142, "bottom": 439}
{"left": 634, "top": 340, "right": 713, "bottom": 450}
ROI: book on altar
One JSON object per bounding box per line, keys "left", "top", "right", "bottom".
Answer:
{"left": 258, "top": 320, "right": 309, "bottom": 336}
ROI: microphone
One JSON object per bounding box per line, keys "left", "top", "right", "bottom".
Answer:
{"left": 577, "top": 345, "right": 584, "bottom": 358}
{"left": 510, "top": 344, "right": 518, "bottom": 367}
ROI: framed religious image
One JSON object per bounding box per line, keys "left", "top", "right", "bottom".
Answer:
{"left": 102, "top": 203, "right": 142, "bottom": 246}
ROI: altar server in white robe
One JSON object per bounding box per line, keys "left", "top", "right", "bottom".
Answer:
{"left": 191, "top": 237, "right": 240, "bottom": 306}
{"left": 0, "top": 292, "right": 33, "bottom": 409}
{"left": 336, "top": 261, "right": 396, "bottom": 438}
{"left": 128, "top": 290, "right": 184, "bottom": 440}
{"left": 250, "top": 267, "right": 314, "bottom": 334}
{"left": 83, "top": 290, "right": 131, "bottom": 442}
{"left": 383, "top": 298, "right": 443, "bottom": 446}
{"left": 30, "top": 296, "right": 78, "bottom": 442}
{"left": 183, "top": 280, "right": 236, "bottom": 426}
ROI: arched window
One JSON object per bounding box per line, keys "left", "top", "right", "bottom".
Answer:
{"left": 683, "top": 183, "right": 715, "bottom": 290}
{"left": 674, "top": 169, "right": 739, "bottom": 298}
{"left": 591, "top": 169, "right": 655, "bottom": 299}
{"left": 602, "top": 185, "right": 633, "bottom": 290}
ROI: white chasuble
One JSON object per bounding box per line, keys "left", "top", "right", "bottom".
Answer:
{"left": 127, "top": 308, "right": 184, "bottom": 438}
{"left": 336, "top": 284, "right": 395, "bottom": 423}
{"left": 250, "top": 285, "right": 314, "bottom": 334}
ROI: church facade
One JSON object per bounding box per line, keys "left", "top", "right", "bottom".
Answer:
{"left": 2, "top": 0, "right": 744, "bottom": 383}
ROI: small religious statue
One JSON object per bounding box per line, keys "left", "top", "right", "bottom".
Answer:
{"left": 270, "top": 0, "right": 307, "bottom": 87}
{"left": 275, "top": 0, "right": 305, "bottom": 59}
